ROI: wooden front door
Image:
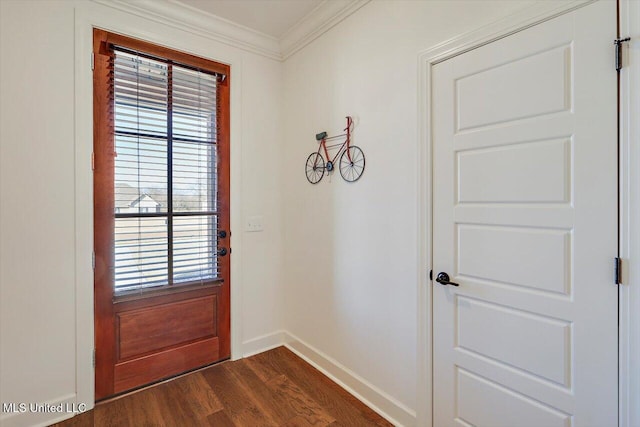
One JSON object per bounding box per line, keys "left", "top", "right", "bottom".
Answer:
{"left": 432, "top": 1, "right": 618, "bottom": 425}
{"left": 93, "top": 29, "right": 231, "bottom": 400}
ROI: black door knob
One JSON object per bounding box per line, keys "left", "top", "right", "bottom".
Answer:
{"left": 218, "top": 247, "right": 228, "bottom": 257}
{"left": 435, "top": 272, "right": 459, "bottom": 287}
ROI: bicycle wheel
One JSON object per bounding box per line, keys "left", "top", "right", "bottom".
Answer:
{"left": 305, "top": 152, "right": 325, "bottom": 184}
{"left": 339, "top": 145, "right": 365, "bottom": 182}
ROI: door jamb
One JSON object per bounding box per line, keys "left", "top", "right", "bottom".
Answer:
{"left": 617, "top": 0, "right": 639, "bottom": 426}
{"left": 414, "top": 1, "right": 631, "bottom": 426}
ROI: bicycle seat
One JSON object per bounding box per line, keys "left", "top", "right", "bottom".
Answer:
{"left": 315, "top": 131, "right": 327, "bottom": 141}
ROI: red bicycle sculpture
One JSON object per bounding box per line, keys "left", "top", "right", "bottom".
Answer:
{"left": 305, "top": 116, "right": 365, "bottom": 184}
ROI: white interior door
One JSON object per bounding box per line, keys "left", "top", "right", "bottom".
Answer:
{"left": 432, "top": 2, "right": 617, "bottom": 426}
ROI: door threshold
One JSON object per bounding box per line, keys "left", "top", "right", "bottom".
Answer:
{"left": 96, "top": 357, "right": 231, "bottom": 404}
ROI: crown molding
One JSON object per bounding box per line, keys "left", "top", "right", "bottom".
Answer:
{"left": 92, "top": 0, "right": 282, "bottom": 60}
{"left": 280, "top": 0, "right": 371, "bottom": 60}
{"left": 91, "top": 0, "right": 369, "bottom": 62}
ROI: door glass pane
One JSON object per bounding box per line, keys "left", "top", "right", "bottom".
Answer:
{"left": 173, "top": 141, "right": 217, "bottom": 212}
{"left": 115, "top": 134, "right": 168, "bottom": 214}
{"left": 173, "top": 216, "right": 218, "bottom": 283}
{"left": 114, "top": 217, "right": 168, "bottom": 292}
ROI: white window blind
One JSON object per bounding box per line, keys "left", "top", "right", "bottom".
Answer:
{"left": 112, "top": 48, "right": 221, "bottom": 293}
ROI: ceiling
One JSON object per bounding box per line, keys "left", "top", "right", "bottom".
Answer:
{"left": 174, "top": 0, "right": 324, "bottom": 39}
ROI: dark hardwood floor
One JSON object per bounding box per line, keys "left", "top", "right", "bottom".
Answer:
{"left": 51, "top": 346, "right": 392, "bottom": 426}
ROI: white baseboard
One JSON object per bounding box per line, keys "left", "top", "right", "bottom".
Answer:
{"left": 0, "top": 393, "right": 86, "bottom": 427}
{"left": 241, "top": 330, "right": 288, "bottom": 358}
{"left": 282, "top": 332, "right": 416, "bottom": 427}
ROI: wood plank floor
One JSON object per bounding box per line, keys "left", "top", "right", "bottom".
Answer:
{"left": 51, "top": 346, "right": 392, "bottom": 427}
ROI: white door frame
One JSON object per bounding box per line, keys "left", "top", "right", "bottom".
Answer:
{"left": 618, "top": 0, "right": 640, "bottom": 425}
{"left": 416, "top": 0, "right": 638, "bottom": 426}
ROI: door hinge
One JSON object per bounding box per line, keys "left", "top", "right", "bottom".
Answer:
{"left": 92, "top": 349, "right": 96, "bottom": 368}
{"left": 429, "top": 269, "right": 433, "bottom": 281}
{"left": 614, "top": 37, "right": 631, "bottom": 71}
{"left": 614, "top": 257, "right": 622, "bottom": 285}
{"left": 91, "top": 152, "right": 95, "bottom": 170}
{"left": 92, "top": 251, "right": 95, "bottom": 270}
{"left": 91, "top": 52, "right": 95, "bottom": 71}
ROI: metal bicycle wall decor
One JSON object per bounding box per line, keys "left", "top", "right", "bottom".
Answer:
{"left": 305, "top": 116, "right": 365, "bottom": 184}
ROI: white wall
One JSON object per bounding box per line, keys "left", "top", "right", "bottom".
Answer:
{"left": 281, "top": 0, "right": 536, "bottom": 422}
{"left": 239, "top": 52, "right": 285, "bottom": 345}
{"left": 0, "top": 1, "right": 284, "bottom": 425}
{"left": 0, "top": 2, "right": 78, "bottom": 424}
